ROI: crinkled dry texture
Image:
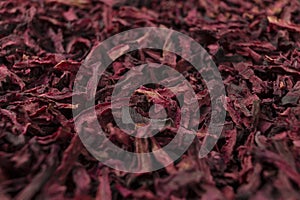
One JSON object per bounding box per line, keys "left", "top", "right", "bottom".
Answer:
{"left": 1, "top": 0, "right": 300, "bottom": 199}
